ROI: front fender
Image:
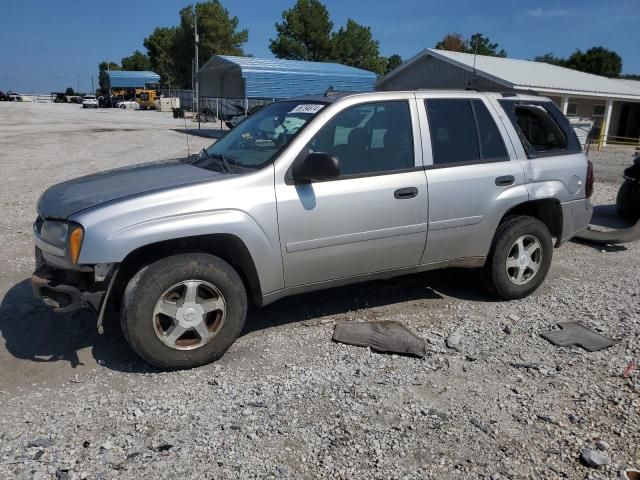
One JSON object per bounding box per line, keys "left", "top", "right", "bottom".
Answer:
{"left": 77, "top": 208, "right": 283, "bottom": 294}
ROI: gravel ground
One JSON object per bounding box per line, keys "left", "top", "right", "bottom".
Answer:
{"left": 0, "top": 102, "right": 638, "bottom": 480}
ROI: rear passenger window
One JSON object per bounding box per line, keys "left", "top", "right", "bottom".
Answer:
{"left": 307, "top": 101, "right": 414, "bottom": 176}
{"left": 425, "top": 98, "right": 508, "bottom": 166}
{"left": 473, "top": 100, "right": 509, "bottom": 162}
{"left": 498, "top": 100, "right": 582, "bottom": 157}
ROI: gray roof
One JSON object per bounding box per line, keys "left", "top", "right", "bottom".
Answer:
{"left": 379, "top": 48, "right": 640, "bottom": 100}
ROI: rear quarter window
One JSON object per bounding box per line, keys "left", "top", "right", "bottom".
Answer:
{"left": 498, "top": 99, "right": 582, "bottom": 158}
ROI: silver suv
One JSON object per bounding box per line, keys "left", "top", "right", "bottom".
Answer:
{"left": 32, "top": 91, "right": 593, "bottom": 369}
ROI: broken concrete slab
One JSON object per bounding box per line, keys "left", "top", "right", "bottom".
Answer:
{"left": 541, "top": 322, "right": 617, "bottom": 352}
{"left": 332, "top": 321, "right": 426, "bottom": 358}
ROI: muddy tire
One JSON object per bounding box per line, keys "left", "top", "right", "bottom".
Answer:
{"left": 616, "top": 180, "right": 640, "bottom": 222}
{"left": 121, "top": 253, "right": 247, "bottom": 370}
{"left": 483, "top": 216, "right": 553, "bottom": 300}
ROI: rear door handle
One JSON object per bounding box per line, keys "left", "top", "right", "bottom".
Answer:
{"left": 394, "top": 187, "right": 418, "bottom": 199}
{"left": 495, "top": 175, "right": 515, "bottom": 186}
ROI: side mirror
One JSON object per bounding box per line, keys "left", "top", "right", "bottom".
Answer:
{"left": 292, "top": 152, "right": 341, "bottom": 183}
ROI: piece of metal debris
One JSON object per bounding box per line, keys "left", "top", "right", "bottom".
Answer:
{"left": 332, "top": 321, "right": 426, "bottom": 358}
{"left": 540, "top": 322, "right": 617, "bottom": 352}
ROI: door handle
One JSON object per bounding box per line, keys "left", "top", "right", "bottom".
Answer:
{"left": 394, "top": 187, "right": 418, "bottom": 199}
{"left": 495, "top": 175, "right": 515, "bottom": 186}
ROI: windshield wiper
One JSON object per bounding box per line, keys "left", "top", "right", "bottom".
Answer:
{"left": 199, "top": 149, "right": 232, "bottom": 174}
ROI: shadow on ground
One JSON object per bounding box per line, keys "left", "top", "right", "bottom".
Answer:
{"left": 571, "top": 204, "right": 630, "bottom": 252}
{"left": 172, "top": 128, "right": 226, "bottom": 139}
{"left": 0, "top": 268, "right": 490, "bottom": 374}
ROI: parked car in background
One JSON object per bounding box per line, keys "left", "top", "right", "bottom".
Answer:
{"left": 8, "top": 92, "right": 22, "bottom": 102}
{"left": 82, "top": 95, "right": 99, "bottom": 108}
{"left": 116, "top": 99, "right": 140, "bottom": 110}
{"left": 32, "top": 91, "right": 592, "bottom": 370}
{"left": 0, "top": 90, "right": 9, "bottom": 101}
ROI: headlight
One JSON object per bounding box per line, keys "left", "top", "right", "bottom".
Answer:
{"left": 40, "top": 221, "right": 68, "bottom": 247}
{"left": 40, "top": 221, "right": 84, "bottom": 263}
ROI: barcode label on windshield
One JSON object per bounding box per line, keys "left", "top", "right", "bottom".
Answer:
{"left": 290, "top": 104, "right": 324, "bottom": 114}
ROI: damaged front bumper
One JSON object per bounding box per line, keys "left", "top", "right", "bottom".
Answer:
{"left": 31, "top": 249, "right": 119, "bottom": 333}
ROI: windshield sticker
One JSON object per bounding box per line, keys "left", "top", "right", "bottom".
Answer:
{"left": 289, "top": 104, "right": 325, "bottom": 114}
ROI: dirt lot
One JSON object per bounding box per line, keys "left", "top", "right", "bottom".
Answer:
{"left": 0, "top": 102, "right": 638, "bottom": 479}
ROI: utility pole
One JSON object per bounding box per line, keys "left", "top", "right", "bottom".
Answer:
{"left": 194, "top": 6, "right": 200, "bottom": 127}
{"left": 91, "top": 75, "right": 95, "bottom": 94}
{"left": 77, "top": 74, "right": 80, "bottom": 93}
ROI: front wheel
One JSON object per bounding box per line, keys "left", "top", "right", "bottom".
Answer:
{"left": 121, "top": 253, "right": 248, "bottom": 369}
{"left": 483, "top": 216, "right": 553, "bottom": 300}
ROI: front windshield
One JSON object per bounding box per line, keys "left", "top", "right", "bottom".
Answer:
{"left": 203, "top": 101, "right": 326, "bottom": 170}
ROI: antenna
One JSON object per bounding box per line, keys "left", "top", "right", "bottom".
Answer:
{"left": 470, "top": 34, "right": 479, "bottom": 87}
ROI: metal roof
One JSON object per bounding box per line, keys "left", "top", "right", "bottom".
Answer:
{"left": 106, "top": 70, "right": 160, "bottom": 88}
{"left": 197, "top": 56, "right": 376, "bottom": 99}
{"left": 379, "top": 48, "right": 640, "bottom": 100}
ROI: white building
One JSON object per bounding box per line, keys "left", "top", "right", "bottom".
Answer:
{"left": 377, "top": 48, "right": 640, "bottom": 146}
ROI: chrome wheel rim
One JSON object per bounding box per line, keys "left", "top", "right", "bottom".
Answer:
{"left": 505, "top": 235, "right": 543, "bottom": 286}
{"left": 152, "top": 280, "right": 226, "bottom": 351}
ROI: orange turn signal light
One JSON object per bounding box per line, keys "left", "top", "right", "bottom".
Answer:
{"left": 68, "top": 227, "right": 84, "bottom": 264}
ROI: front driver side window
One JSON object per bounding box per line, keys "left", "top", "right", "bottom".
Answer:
{"left": 307, "top": 101, "right": 414, "bottom": 176}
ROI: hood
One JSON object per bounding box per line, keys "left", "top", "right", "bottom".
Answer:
{"left": 38, "top": 159, "right": 223, "bottom": 219}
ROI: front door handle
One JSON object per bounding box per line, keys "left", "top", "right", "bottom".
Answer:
{"left": 495, "top": 175, "right": 515, "bottom": 186}
{"left": 394, "top": 187, "right": 418, "bottom": 199}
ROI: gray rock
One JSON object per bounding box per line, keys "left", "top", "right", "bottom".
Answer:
{"left": 595, "top": 440, "right": 609, "bottom": 451}
{"left": 28, "top": 438, "right": 54, "bottom": 448}
{"left": 503, "top": 325, "right": 513, "bottom": 334}
{"left": 581, "top": 448, "right": 609, "bottom": 468}
{"left": 446, "top": 332, "right": 462, "bottom": 350}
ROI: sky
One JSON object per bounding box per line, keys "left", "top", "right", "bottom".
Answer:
{"left": 1, "top": 0, "right": 639, "bottom": 93}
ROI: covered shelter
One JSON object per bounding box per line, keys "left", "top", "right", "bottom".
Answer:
{"left": 105, "top": 71, "right": 160, "bottom": 89}
{"left": 377, "top": 49, "right": 640, "bottom": 147}
{"left": 197, "top": 56, "right": 376, "bottom": 101}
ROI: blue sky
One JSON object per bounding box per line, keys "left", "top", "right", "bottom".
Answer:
{"left": 1, "top": 0, "right": 639, "bottom": 92}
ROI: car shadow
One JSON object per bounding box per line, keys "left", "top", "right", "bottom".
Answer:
{"left": 570, "top": 204, "right": 630, "bottom": 252}
{"left": 172, "top": 128, "right": 227, "bottom": 140}
{"left": 0, "top": 268, "right": 492, "bottom": 373}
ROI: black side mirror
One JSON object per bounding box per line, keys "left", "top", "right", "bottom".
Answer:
{"left": 292, "top": 152, "right": 340, "bottom": 183}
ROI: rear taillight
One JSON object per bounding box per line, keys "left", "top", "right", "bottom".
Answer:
{"left": 586, "top": 160, "right": 594, "bottom": 198}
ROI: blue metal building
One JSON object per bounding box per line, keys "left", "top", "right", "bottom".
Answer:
{"left": 105, "top": 71, "right": 160, "bottom": 89}
{"left": 197, "top": 56, "right": 376, "bottom": 99}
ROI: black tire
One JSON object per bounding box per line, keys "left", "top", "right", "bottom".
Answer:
{"left": 616, "top": 180, "right": 640, "bottom": 222}
{"left": 121, "top": 253, "right": 247, "bottom": 369}
{"left": 483, "top": 216, "right": 553, "bottom": 300}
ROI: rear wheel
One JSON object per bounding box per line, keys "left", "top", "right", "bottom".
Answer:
{"left": 483, "top": 216, "right": 553, "bottom": 300}
{"left": 121, "top": 253, "right": 247, "bottom": 369}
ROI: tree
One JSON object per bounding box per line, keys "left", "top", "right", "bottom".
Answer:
{"left": 533, "top": 52, "right": 566, "bottom": 67}
{"left": 385, "top": 54, "right": 403, "bottom": 74}
{"left": 121, "top": 50, "right": 152, "bottom": 71}
{"left": 566, "top": 47, "right": 622, "bottom": 77}
{"left": 143, "top": 27, "right": 178, "bottom": 86}
{"left": 621, "top": 73, "right": 640, "bottom": 80}
{"left": 435, "top": 32, "right": 506, "bottom": 57}
{"left": 331, "top": 19, "right": 387, "bottom": 74}
{"left": 98, "top": 61, "right": 121, "bottom": 92}
{"left": 172, "top": 1, "right": 248, "bottom": 88}
{"left": 65, "top": 87, "right": 75, "bottom": 96}
{"left": 435, "top": 33, "right": 467, "bottom": 53}
{"left": 269, "top": 0, "right": 333, "bottom": 61}
{"left": 534, "top": 47, "right": 623, "bottom": 77}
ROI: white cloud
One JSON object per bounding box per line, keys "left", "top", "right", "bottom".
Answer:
{"left": 527, "top": 7, "right": 569, "bottom": 18}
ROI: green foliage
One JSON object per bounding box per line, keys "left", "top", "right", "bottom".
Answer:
{"left": 269, "top": 0, "right": 333, "bottom": 61}
{"left": 385, "top": 54, "right": 403, "bottom": 74}
{"left": 98, "top": 61, "right": 121, "bottom": 91}
{"left": 534, "top": 47, "right": 622, "bottom": 77}
{"left": 621, "top": 73, "right": 640, "bottom": 80}
{"left": 435, "top": 32, "right": 507, "bottom": 57}
{"left": 172, "top": 1, "right": 248, "bottom": 88}
{"left": 533, "top": 52, "right": 566, "bottom": 66}
{"left": 121, "top": 50, "right": 152, "bottom": 71}
{"left": 65, "top": 87, "right": 75, "bottom": 96}
{"left": 143, "top": 27, "right": 178, "bottom": 86}
{"left": 331, "top": 19, "right": 386, "bottom": 74}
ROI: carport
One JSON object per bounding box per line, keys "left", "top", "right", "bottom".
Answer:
{"left": 105, "top": 71, "right": 160, "bottom": 89}
{"left": 196, "top": 56, "right": 376, "bottom": 116}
